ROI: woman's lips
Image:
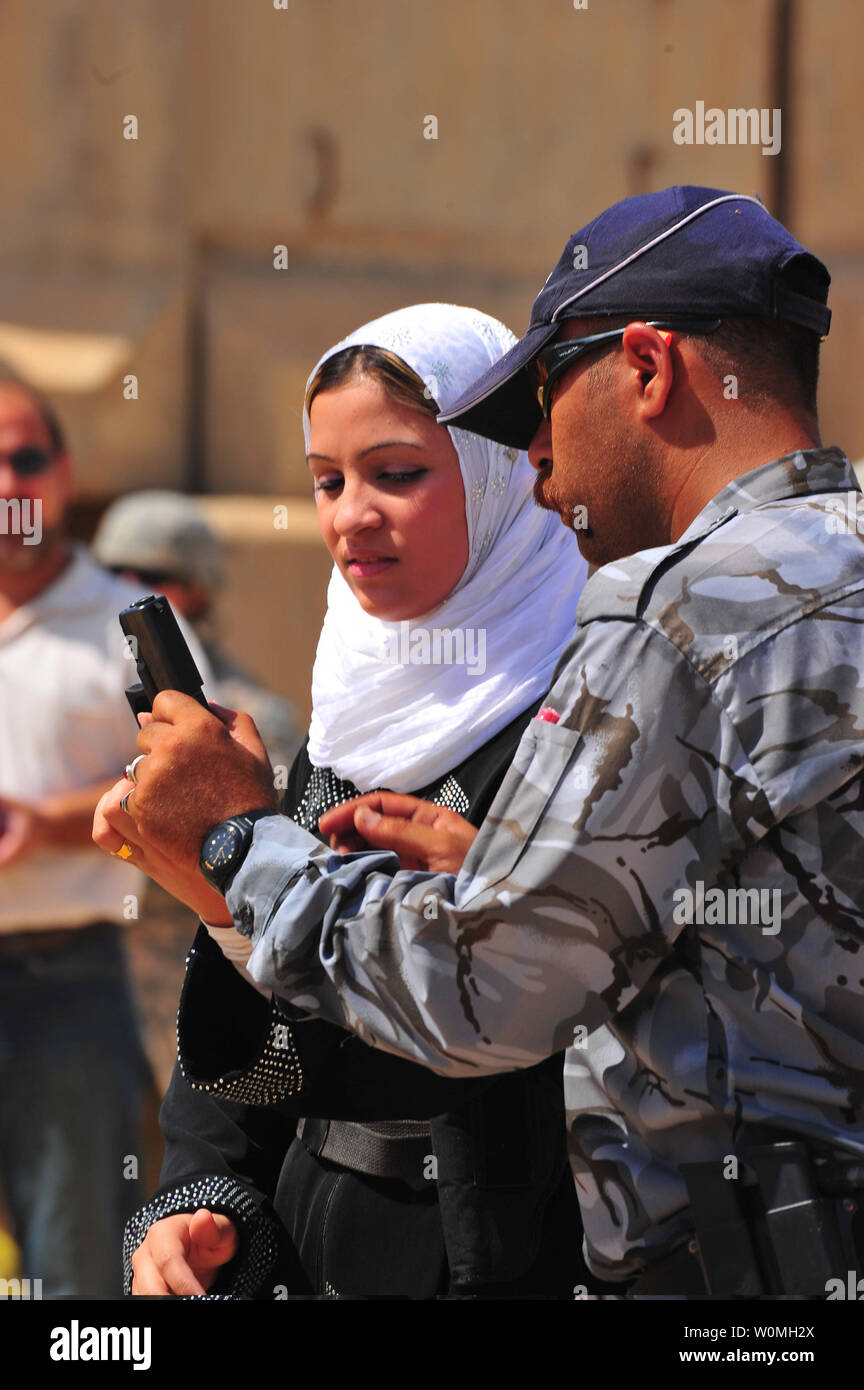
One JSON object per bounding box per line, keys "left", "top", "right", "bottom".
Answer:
{"left": 346, "top": 556, "right": 397, "bottom": 578}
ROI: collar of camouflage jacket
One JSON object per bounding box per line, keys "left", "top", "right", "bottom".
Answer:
{"left": 695, "top": 445, "right": 856, "bottom": 524}
{"left": 577, "top": 446, "right": 856, "bottom": 622}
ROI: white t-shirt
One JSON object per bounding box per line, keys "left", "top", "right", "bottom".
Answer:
{"left": 0, "top": 544, "right": 212, "bottom": 931}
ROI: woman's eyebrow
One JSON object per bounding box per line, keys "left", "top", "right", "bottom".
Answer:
{"left": 307, "top": 441, "right": 424, "bottom": 465}
{"left": 359, "top": 440, "right": 424, "bottom": 457}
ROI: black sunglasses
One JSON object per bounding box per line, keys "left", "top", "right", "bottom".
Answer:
{"left": 533, "top": 318, "right": 722, "bottom": 418}
{"left": 1, "top": 446, "right": 57, "bottom": 476}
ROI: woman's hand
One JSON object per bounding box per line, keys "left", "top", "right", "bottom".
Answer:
{"left": 130, "top": 1209, "right": 239, "bottom": 1296}
{"left": 319, "top": 792, "right": 478, "bottom": 874}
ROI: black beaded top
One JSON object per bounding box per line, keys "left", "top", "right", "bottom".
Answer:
{"left": 292, "top": 763, "right": 470, "bottom": 832}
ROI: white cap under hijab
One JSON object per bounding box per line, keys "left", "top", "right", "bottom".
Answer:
{"left": 303, "top": 302, "right": 589, "bottom": 793}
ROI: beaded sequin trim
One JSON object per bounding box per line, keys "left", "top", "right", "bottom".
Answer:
{"left": 122, "top": 1174, "right": 280, "bottom": 1299}
{"left": 294, "top": 765, "right": 469, "bottom": 829}
{"left": 178, "top": 996, "right": 303, "bottom": 1106}
{"left": 294, "top": 765, "right": 368, "bottom": 830}
{"left": 431, "top": 775, "right": 470, "bottom": 817}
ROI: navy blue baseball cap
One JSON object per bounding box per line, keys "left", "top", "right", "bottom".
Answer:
{"left": 439, "top": 186, "right": 831, "bottom": 449}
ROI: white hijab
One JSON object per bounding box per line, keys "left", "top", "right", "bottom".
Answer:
{"left": 303, "top": 303, "right": 588, "bottom": 793}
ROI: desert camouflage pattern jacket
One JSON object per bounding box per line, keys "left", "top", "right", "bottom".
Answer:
{"left": 228, "top": 446, "right": 864, "bottom": 1277}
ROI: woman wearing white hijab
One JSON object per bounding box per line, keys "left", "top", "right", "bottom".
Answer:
{"left": 304, "top": 303, "right": 586, "bottom": 796}
{"left": 125, "top": 304, "right": 595, "bottom": 1299}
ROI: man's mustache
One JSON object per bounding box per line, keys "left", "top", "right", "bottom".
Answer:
{"left": 532, "top": 464, "right": 555, "bottom": 509}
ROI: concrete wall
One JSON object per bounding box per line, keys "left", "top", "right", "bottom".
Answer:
{"left": 0, "top": 0, "right": 860, "bottom": 712}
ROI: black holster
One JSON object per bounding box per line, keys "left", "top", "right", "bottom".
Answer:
{"left": 680, "top": 1140, "right": 864, "bottom": 1296}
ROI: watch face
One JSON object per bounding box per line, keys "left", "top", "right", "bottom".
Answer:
{"left": 202, "top": 822, "right": 245, "bottom": 875}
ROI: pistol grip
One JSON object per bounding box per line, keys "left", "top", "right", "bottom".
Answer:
{"left": 125, "top": 683, "right": 152, "bottom": 721}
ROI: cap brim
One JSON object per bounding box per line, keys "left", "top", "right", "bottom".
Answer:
{"left": 437, "top": 322, "right": 558, "bottom": 449}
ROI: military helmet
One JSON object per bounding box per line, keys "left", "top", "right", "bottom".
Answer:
{"left": 92, "top": 490, "right": 224, "bottom": 592}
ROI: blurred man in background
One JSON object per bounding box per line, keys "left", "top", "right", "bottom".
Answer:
{"left": 92, "top": 490, "right": 301, "bottom": 774}
{"left": 0, "top": 373, "right": 156, "bottom": 1298}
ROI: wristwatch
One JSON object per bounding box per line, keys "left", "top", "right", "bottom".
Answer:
{"left": 199, "top": 810, "right": 274, "bottom": 895}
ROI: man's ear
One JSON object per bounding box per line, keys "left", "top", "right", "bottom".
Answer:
{"left": 620, "top": 323, "right": 675, "bottom": 420}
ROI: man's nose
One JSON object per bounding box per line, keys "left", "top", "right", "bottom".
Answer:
{"left": 0, "top": 458, "right": 20, "bottom": 494}
{"left": 527, "top": 418, "right": 553, "bottom": 472}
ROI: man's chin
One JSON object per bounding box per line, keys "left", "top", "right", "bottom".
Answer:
{"left": 0, "top": 531, "right": 60, "bottom": 574}
{"left": 0, "top": 541, "right": 35, "bottom": 574}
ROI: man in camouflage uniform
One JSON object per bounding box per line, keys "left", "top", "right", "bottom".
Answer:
{"left": 95, "top": 187, "right": 864, "bottom": 1294}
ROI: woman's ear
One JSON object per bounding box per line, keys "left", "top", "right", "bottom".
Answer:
{"left": 620, "top": 323, "right": 675, "bottom": 420}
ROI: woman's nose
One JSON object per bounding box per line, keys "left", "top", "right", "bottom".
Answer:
{"left": 331, "top": 480, "right": 383, "bottom": 536}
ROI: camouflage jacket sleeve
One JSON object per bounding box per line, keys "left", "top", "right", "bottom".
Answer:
{"left": 228, "top": 612, "right": 775, "bottom": 1076}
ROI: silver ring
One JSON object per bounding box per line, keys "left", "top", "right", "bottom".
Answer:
{"left": 120, "top": 789, "right": 134, "bottom": 815}
{"left": 125, "top": 754, "right": 148, "bottom": 785}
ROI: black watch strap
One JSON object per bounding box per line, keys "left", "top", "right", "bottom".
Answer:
{"left": 199, "top": 809, "right": 274, "bottom": 895}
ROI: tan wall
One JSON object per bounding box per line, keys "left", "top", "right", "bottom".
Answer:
{"left": 194, "top": 496, "right": 332, "bottom": 727}
{"left": 202, "top": 256, "right": 542, "bottom": 496}
{"left": 1, "top": 0, "right": 861, "bottom": 707}
{"left": 183, "top": 0, "right": 776, "bottom": 269}
{"left": 192, "top": 0, "right": 780, "bottom": 498}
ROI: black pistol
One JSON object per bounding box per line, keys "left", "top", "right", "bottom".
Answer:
{"left": 119, "top": 594, "right": 208, "bottom": 723}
